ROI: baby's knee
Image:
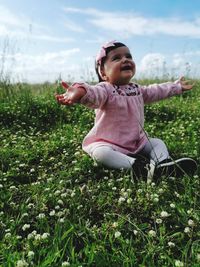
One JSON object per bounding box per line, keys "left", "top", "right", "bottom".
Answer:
{"left": 92, "top": 146, "right": 112, "bottom": 164}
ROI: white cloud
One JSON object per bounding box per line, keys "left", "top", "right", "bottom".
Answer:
{"left": 64, "top": 20, "right": 85, "bottom": 33}
{"left": 0, "top": 5, "right": 24, "bottom": 27}
{"left": 139, "top": 53, "right": 166, "bottom": 76}
{"left": 2, "top": 48, "right": 80, "bottom": 83}
{"left": 63, "top": 7, "right": 200, "bottom": 38}
{"left": 0, "top": 5, "right": 74, "bottom": 44}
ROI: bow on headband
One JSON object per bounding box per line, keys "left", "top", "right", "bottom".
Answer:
{"left": 95, "top": 40, "right": 118, "bottom": 66}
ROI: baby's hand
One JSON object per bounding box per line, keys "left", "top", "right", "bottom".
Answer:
{"left": 180, "top": 76, "right": 195, "bottom": 91}
{"left": 55, "top": 82, "right": 86, "bottom": 105}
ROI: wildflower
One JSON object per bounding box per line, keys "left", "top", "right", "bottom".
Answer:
{"left": 16, "top": 259, "right": 28, "bottom": 267}
{"left": 156, "top": 218, "right": 163, "bottom": 224}
{"left": 184, "top": 227, "right": 190, "bottom": 233}
{"left": 27, "top": 251, "right": 35, "bottom": 259}
{"left": 54, "top": 190, "right": 61, "bottom": 196}
{"left": 148, "top": 230, "right": 156, "bottom": 237}
{"left": 168, "top": 241, "right": 175, "bottom": 247}
{"left": 41, "top": 233, "right": 50, "bottom": 239}
{"left": 62, "top": 262, "right": 70, "bottom": 266}
{"left": 160, "top": 211, "right": 170, "bottom": 218}
{"left": 174, "top": 260, "right": 184, "bottom": 267}
{"left": 127, "top": 198, "right": 132, "bottom": 204}
{"left": 153, "top": 197, "right": 159, "bottom": 203}
{"left": 71, "top": 192, "right": 76, "bottom": 197}
{"left": 170, "top": 203, "right": 176, "bottom": 208}
{"left": 112, "top": 222, "right": 118, "bottom": 228}
{"left": 133, "top": 230, "right": 138, "bottom": 236}
{"left": 59, "top": 218, "right": 65, "bottom": 223}
{"left": 58, "top": 199, "right": 64, "bottom": 205}
{"left": 114, "top": 231, "right": 121, "bottom": 238}
{"left": 49, "top": 210, "right": 55, "bottom": 216}
{"left": 34, "top": 234, "right": 42, "bottom": 241}
{"left": 5, "top": 233, "right": 11, "bottom": 239}
{"left": 22, "top": 224, "right": 30, "bottom": 231}
{"left": 118, "top": 197, "right": 126, "bottom": 204}
{"left": 188, "top": 219, "right": 195, "bottom": 227}
{"left": 37, "top": 213, "right": 45, "bottom": 219}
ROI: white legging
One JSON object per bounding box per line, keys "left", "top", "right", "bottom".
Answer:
{"left": 91, "top": 138, "right": 169, "bottom": 169}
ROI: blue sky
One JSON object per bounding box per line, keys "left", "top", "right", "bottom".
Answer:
{"left": 0, "top": 0, "right": 200, "bottom": 83}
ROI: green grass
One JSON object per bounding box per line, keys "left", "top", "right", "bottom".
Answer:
{"left": 0, "top": 80, "right": 200, "bottom": 267}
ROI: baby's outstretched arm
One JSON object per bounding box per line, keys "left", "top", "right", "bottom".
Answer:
{"left": 180, "top": 76, "right": 195, "bottom": 91}
{"left": 55, "top": 82, "right": 86, "bottom": 105}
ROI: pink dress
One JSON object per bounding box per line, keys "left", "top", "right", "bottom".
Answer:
{"left": 72, "top": 81, "right": 182, "bottom": 156}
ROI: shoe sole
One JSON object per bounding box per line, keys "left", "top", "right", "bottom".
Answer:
{"left": 156, "top": 158, "right": 198, "bottom": 178}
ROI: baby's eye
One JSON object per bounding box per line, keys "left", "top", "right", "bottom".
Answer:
{"left": 126, "top": 54, "right": 132, "bottom": 59}
{"left": 112, "top": 55, "right": 121, "bottom": 61}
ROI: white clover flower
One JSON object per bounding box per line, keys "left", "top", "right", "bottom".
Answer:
{"left": 118, "top": 197, "right": 126, "bottom": 203}
{"left": 49, "top": 210, "right": 56, "bottom": 216}
{"left": 127, "top": 198, "right": 132, "bottom": 204}
{"left": 22, "top": 224, "right": 30, "bottom": 231}
{"left": 153, "top": 197, "right": 159, "bottom": 203}
{"left": 170, "top": 203, "right": 176, "bottom": 208}
{"left": 112, "top": 222, "right": 118, "bottom": 228}
{"left": 0, "top": 184, "right": 3, "bottom": 188}
{"left": 114, "top": 231, "right": 121, "bottom": 238}
{"left": 27, "top": 251, "right": 35, "bottom": 259}
{"left": 62, "top": 262, "right": 70, "bottom": 266}
{"left": 9, "top": 185, "right": 17, "bottom": 190}
{"left": 5, "top": 233, "right": 11, "bottom": 239}
{"left": 156, "top": 218, "right": 163, "bottom": 224}
{"left": 38, "top": 213, "right": 45, "bottom": 219}
{"left": 168, "top": 241, "right": 175, "bottom": 247}
{"left": 54, "top": 190, "right": 61, "bottom": 196}
{"left": 28, "top": 203, "right": 35, "bottom": 209}
{"left": 148, "top": 230, "right": 156, "bottom": 237}
{"left": 158, "top": 188, "right": 164, "bottom": 194}
{"left": 122, "top": 192, "right": 128, "bottom": 198}
{"left": 160, "top": 211, "right": 170, "bottom": 218}
{"left": 112, "top": 187, "right": 117, "bottom": 191}
{"left": 35, "top": 234, "right": 42, "bottom": 241}
{"left": 184, "top": 227, "right": 190, "bottom": 233}
{"left": 174, "top": 260, "right": 184, "bottom": 267}
{"left": 16, "top": 259, "right": 28, "bottom": 267}
{"left": 71, "top": 192, "right": 76, "bottom": 197}
{"left": 30, "top": 168, "right": 35, "bottom": 173}
{"left": 59, "top": 218, "right": 65, "bottom": 223}
{"left": 41, "top": 233, "right": 50, "bottom": 239}
{"left": 133, "top": 230, "right": 138, "bottom": 236}
{"left": 58, "top": 199, "right": 64, "bottom": 205}
{"left": 188, "top": 219, "right": 195, "bottom": 227}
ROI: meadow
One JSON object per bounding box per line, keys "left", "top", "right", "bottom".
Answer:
{"left": 0, "top": 79, "right": 199, "bottom": 267}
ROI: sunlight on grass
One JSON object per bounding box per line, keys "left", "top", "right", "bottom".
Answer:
{"left": 0, "top": 80, "right": 199, "bottom": 266}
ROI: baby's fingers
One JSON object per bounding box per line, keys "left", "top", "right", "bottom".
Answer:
{"left": 61, "top": 81, "right": 69, "bottom": 90}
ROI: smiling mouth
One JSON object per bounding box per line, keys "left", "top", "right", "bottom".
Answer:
{"left": 121, "top": 66, "right": 132, "bottom": 71}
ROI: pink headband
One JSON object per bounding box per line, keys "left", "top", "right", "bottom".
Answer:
{"left": 95, "top": 40, "right": 118, "bottom": 66}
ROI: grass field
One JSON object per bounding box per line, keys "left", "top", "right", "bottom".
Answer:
{"left": 0, "top": 80, "right": 200, "bottom": 267}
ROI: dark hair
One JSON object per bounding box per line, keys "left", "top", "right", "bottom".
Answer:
{"left": 95, "top": 42, "right": 126, "bottom": 82}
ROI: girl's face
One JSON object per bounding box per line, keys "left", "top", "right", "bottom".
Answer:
{"left": 100, "top": 46, "right": 136, "bottom": 85}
